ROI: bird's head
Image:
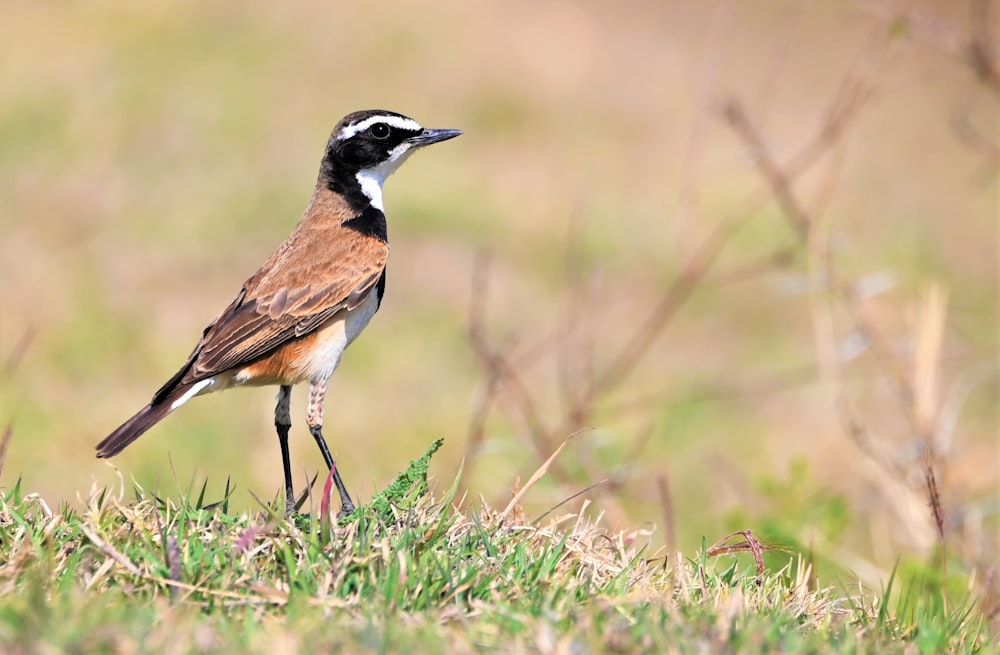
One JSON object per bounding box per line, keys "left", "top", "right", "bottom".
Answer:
{"left": 321, "top": 110, "right": 462, "bottom": 211}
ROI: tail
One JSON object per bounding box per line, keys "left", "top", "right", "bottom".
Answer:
{"left": 96, "top": 380, "right": 206, "bottom": 458}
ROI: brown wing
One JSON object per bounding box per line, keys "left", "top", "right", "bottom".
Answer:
{"left": 152, "top": 220, "right": 388, "bottom": 402}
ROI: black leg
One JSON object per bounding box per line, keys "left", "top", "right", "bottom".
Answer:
{"left": 309, "top": 424, "right": 355, "bottom": 517}
{"left": 276, "top": 423, "right": 296, "bottom": 516}
{"left": 274, "top": 385, "right": 295, "bottom": 516}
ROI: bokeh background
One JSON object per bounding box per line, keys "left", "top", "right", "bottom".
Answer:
{"left": 1, "top": 0, "right": 996, "bottom": 586}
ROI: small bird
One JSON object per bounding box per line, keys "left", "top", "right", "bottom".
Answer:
{"left": 97, "top": 110, "right": 461, "bottom": 516}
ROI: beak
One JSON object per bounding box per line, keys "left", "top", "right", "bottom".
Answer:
{"left": 407, "top": 128, "right": 463, "bottom": 148}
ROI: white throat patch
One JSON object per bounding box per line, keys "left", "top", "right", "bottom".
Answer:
{"left": 354, "top": 143, "right": 415, "bottom": 211}
{"left": 356, "top": 170, "right": 386, "bottom": 211}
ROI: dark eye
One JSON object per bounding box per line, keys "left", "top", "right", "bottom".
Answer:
{"left": 369, "top": 123, "right": 391, "bottom": 140}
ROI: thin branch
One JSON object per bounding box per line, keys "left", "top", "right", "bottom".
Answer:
{"left": 968, "top": 0, "right": 1000, "bottom": 96}
{"left": 2, "top": 327, "right": 35, "bottom": 377}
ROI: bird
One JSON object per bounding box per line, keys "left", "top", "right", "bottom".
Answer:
{"left": 96, "top": 110, "right": 462, "bottom": 517}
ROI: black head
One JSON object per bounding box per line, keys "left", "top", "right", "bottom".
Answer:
{"left": 320, "top": 110, "right": 461, "bottom": 199}
{"left": 317, "top": 111, "right": 460, "bottom": 241}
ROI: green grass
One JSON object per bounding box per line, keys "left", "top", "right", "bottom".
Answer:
{"left": 0, "top": 444, "right": 991, "bottom": 654}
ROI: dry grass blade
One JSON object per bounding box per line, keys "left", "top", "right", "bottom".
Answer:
{"left": 707, "top": 530, "right": 784, "bottom": 575}
{"left": 532, "top": 478, "right": 609, "bottom": 525}
{"left": 80, "top": 523, "right": 143, "bottom": 578}
{"left": 498, "top": 429, "right": 589, "bottom": 523}
{"left": 295, "top": 472, "right": 320, "bottom": 512}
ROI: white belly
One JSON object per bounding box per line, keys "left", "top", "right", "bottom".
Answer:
{"left": 294, "top": 288, "right": 381, "bottom": 383}
{"left": 182, "top": 289, "right": 382, "bottom": 404}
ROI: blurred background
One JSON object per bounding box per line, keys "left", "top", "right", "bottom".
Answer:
{"left": 1, "top": 0, "right": 996, "bottom": 588}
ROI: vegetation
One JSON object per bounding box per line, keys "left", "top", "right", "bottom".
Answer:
{"left": 0, "top": 446, "right": 991, "bottom": 653}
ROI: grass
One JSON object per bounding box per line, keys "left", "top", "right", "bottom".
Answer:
{"left": 0, "top": 442, "right": 992, "bottom": 654}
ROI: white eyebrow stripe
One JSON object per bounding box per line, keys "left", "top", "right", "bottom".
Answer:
{"left": 338, "top": 115, "right": 423, "bottom": 140}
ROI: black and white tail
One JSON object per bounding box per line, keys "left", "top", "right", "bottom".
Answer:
{"left": 96, "top": 379, "right": 206, "bottom": 458}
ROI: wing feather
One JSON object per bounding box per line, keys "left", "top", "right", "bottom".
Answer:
{"left": 158, "top": 221, "right": 388, "bottom": 395}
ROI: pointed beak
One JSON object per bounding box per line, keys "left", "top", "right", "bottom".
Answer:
{"left": 407, "top": 128, "right": 463, "bottom": 148}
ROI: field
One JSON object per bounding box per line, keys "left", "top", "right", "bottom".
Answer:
{"left": 1, "top": 0, "right": 997, "bottom": 651}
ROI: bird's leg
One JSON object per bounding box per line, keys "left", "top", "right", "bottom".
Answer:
{"left": 275, "top": 385, "right": 296, "bottom": 516}
{"left": 307, "top": 380, "right": 356, "bottom": 517}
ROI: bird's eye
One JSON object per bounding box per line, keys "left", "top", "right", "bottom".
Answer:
{"left": 369, "top": 123, "right": 391, "bottom": 140}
